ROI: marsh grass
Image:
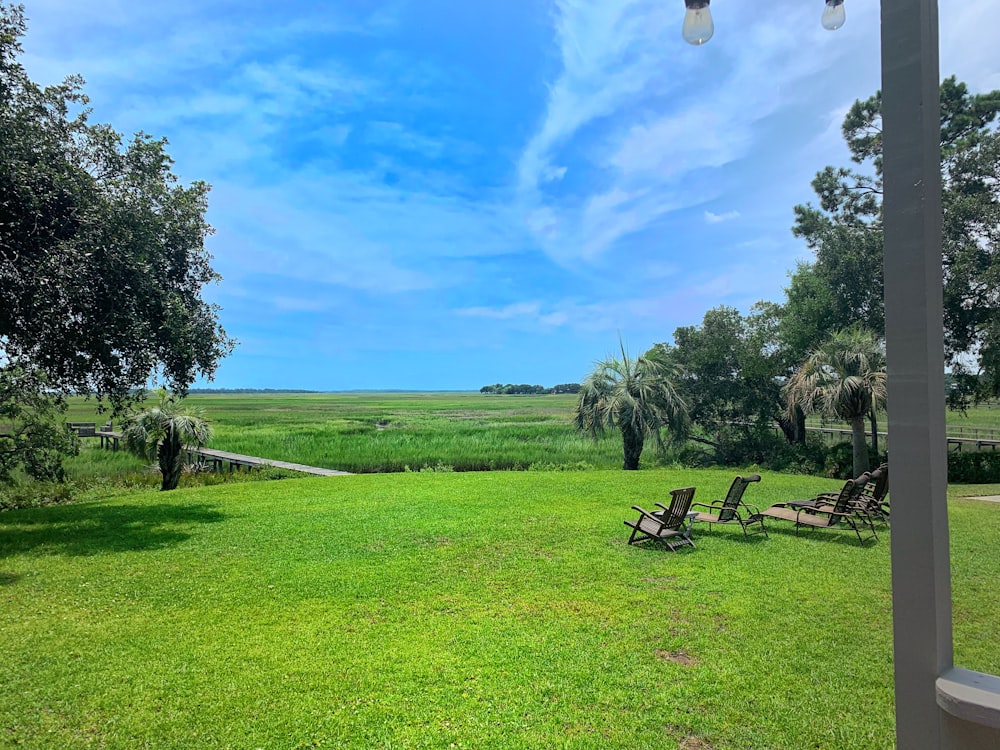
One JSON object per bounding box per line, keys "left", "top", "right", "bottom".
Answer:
{"left": 66, "top": 393, "right": 642, "bottom": 473}
{"left": 1, "top": 469, "right": 998, "bottom": 748}
{"left": 0, "top": 442, "right": 300, "bottom": 511}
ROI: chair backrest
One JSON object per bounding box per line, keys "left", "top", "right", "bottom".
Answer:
{"left": 717, "top": 474, "right": 762, "bottom": 522}
{"left": 864, "top": 465, "right": 889, "bottom": 503}
{"left": 826, "top": 473, "right": 870, "bottom": 525}
{"left": 661, "top": 487, "right": 697, "bottom": 530}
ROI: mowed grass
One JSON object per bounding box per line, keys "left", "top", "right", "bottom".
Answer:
{"left": 66, "top": 393, "right": 629, "bottom": 473}
{"left": 2, "top": 469, "right": 998, "bottom": 749}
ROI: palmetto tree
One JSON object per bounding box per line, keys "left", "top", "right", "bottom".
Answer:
{"left": 574, "top": 343, "right": 689, "bottom": 470}
{"left": 784, "top": 327, "right": 887, "bottom": 478}
{"left": 122, "top": 390, "right": 211, "bottom": 491}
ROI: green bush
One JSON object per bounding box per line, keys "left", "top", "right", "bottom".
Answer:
{"left": 0, "top": 481, "right": 77, "bottom": 511}
{"left": 947, "top": 450, "right": 1000, "bottom": 483}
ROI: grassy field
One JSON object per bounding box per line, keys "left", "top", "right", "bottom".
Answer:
{"left": 66, "top": 393, "right": 631, "bottom": 474}
{"left": 1, "top": 469, "right": 998, "bottom": 749}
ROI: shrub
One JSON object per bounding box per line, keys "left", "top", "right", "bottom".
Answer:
{"left": 947, "top": 450, "right": 1000, "bottom": 483}
{"left": 0, "top": 481, "right": 77, "bottom": 511}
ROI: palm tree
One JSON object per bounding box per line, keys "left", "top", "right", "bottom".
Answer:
{"left": 574, "top": 343, "right": 689, "bottom": 470}
{"left": 784, "top": 327, "right": 887, "bottom": 477}
{"left": 122, "top": 389, "right": 211, "bottom": 491}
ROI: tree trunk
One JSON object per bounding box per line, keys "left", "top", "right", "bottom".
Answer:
{"left": 777, "top": 416, "right": 796, "bottom": 444}
{"left": 158, "top": 428, "right": 184, "bottom": 491}
{"left": 622, "top": 426, "right": 644, "bottom": 470}
{"left": 850, "top": 415, "right": 870, "bottom": 478}
{"left": 869, "top": 409, "right": 879, "bottom": 454}
{"left": 781, "top": 406, "right": 808, "bottom": 445}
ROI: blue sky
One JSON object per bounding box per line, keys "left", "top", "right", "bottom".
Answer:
{"left": 18, "top": 1, "right": 1000, "bottom": 390}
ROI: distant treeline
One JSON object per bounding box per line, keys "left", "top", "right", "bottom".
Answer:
{"left": 479, "top": 383, "right": 581, "bottom": 395}
{"left": 188, "top": 388, "right": 320, "bottom": 394}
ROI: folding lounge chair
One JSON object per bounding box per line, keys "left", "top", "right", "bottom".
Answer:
{"left": 749, "top": 475, "right": 878, "bottom": 545}
{"left": 859, "top": 464, "right": 889, "bottom": 523}
{"left": 624, "top": 486, "right": 697, "bottom": 551}
{"left": 689, "top": 474, "right": 767, "bottom": 538}
{"left": 814, "top": 466, "right": 888, "bottom": 525}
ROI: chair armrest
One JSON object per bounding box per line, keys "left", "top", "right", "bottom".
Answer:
{"left": 630, "top": 506, "right": 665, "bottom": 525}
{"left": 740, "top": 502, "right": 763, "bottom": 516}
{"left": 690, "top": 502, "right": 720, "bottom": 512}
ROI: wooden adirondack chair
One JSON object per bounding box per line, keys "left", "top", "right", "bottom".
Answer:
{"left": 624, "top": 486, "right": 697, "bottom": 551}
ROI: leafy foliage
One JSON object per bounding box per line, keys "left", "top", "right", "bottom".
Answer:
{"left": 121, "top": 390, "right": 211, "bottom": 491}
{"left": 574, "top": 343, "right": 688, "bottom": 470}
{"left": 786, "top": 76, "right": 1000, "bottom": 406}
{"left": 0, "top": 5, "right": 233, "bottom": 413}
{"left": 653, "top": 305, "right": 794, "bottom": 463}
{"left": 0, "top": 367, "right": 77, "bottom": 483}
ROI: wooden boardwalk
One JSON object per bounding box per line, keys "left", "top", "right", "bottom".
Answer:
{"left": 97, "top": 431, "right": 351, "bottom": 477}
{"left": 806, "top": 426, "right": 1000, "bottom": 452}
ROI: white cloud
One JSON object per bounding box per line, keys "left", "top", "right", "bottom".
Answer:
{"left": 516, "top": 0, "right": 884, "bottom": 267}
{"left": 540, "top": 165, "right": 568, "bottom": 183}
{"left": 704, "top": 210, "right": 740, "bottom": 224}
{"left": 207, "top": 171, "right": 530, "bottom": 296}
{"left": 456, "top": 302, "right": 542, "bottom": 320}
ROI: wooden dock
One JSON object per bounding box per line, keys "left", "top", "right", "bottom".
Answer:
{"left": 97, "top": 431, "right": 351, "bottom": 476}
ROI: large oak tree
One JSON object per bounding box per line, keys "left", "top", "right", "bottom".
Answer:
{"left": 1, "top": 5, "right": 233, "bottom": 478}
{"left": 1, "top": 5, "right": 233, "bottom": 409}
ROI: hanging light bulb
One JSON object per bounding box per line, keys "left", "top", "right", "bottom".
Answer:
{"left": 822, "top": 0, "right": 846, "bottom": 31}
{"left": 682, "top": 0, "right": 714, "bottom": 46}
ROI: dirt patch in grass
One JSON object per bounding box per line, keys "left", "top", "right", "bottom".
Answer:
{"left": 678, "top": 736, "right": 714, "bottom": 749}
{"left": 655, "top": 649, "right": 698, "bottom": 666}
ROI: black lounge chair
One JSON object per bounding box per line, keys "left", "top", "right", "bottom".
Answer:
{"left": 858, "top": 464, "right": 889, "bottom": 523}
{"left": 749, "top": 475, "right": 878, "bottom": 545}
{"left": 814, "top": 466, "right": 889, "bottom": 525}
{"left": 690, "top": 474, "right": 766, "bottom": 538}
{"left": 625, "top": 486, "right": 697, "bottom": 551}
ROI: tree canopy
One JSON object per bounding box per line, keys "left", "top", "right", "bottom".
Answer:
{"left": 652, "top": 304, "right": 795, "bottom": 463}
{"left": 0, "top": 4, "right": 234, "bottom": 413}
{"left": 786, "top": 76, "right": 1000, "bottom": 405}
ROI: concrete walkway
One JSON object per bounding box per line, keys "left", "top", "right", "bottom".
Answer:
{"left": 963, "top": 495, "right": 1000, "bottom": 504}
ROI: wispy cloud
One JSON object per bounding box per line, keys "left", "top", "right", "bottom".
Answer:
{"left": 515, "top": 1, "right": 878, "bottom": 267}
{"left": 457, "top": 302, "right": 543, "bottom": 320}
{"left": 705, "top": 209, "right": 740, "bottom": 224}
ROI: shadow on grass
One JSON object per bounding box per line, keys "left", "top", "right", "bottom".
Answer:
{"left": 694, "top": 530, "right": 769, "bottom": 545}
{"left": 0, "top": 571, "right": 19, "bottom": 585}
{"left": 0, "top": 503, "right": 226, "bottom": 558}
{"left": 757, "top": 523, "right": 879, "bottom": 548}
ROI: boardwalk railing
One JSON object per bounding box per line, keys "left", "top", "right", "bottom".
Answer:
{"left": 805, "top": 425, "right": 1000, "bottom": 452}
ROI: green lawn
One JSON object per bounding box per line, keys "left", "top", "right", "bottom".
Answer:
{"left": 2, "top": 469, "right": 997, "bottom": 748}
